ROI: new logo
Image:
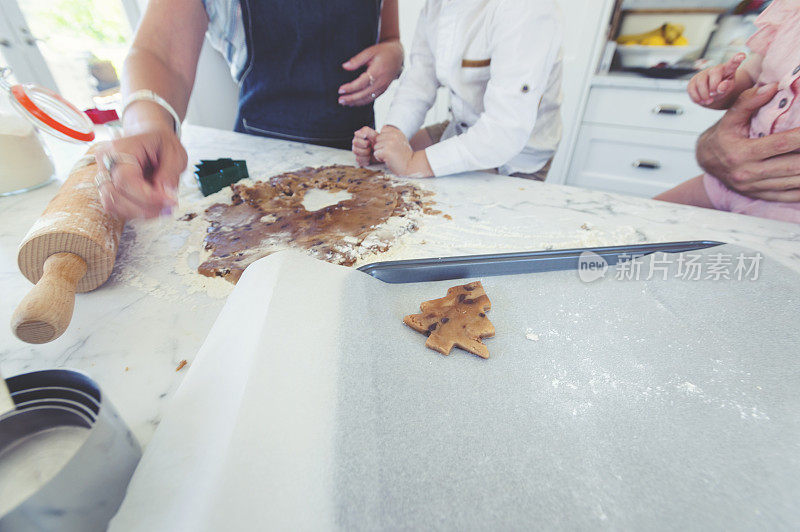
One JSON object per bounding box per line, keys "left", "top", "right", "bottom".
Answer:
{"left": 578, "top": 251, "right": 608, "bottom": 283}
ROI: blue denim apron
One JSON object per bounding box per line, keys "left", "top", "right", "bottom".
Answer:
{"left": 236, "top": 0, "right": 381, "bottom": 149}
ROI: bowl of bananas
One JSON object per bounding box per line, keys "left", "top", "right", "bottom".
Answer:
{"left": 615, "top": 24, "right": 702, "bottom": 68}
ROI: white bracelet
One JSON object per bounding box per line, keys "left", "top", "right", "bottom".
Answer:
{"left": 122, "top": 89, "right": 182, "bottom": 139}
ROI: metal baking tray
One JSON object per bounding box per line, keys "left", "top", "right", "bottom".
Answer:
{"left": 358, "top": 240, "right": 724, "bottom": 283}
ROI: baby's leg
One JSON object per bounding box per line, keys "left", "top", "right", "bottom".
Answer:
{"left": 654, "top": 175, "right": 715, "bottom": 209}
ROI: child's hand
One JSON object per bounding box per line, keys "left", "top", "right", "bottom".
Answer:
{"left": 374, "top": 126, "right": 434, "bottom": 178}
{"left": 352, "top": 126, "right": 378, "bottom": 167}
{"left": 374, "top": 126, "right": 414, "bottom": 175}
{"left": 689, "top": 53, "right": 746, "bottom": 107}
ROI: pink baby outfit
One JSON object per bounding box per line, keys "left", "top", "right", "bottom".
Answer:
{"left": 703, "top": 0, "right": 800, "bottom": 224}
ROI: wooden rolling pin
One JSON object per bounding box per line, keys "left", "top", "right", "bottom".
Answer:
{"left": 12, "top": 151, "right": 124, "bottom": 344}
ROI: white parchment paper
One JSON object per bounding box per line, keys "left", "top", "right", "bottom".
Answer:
{"left": 111, "top": 247, "right": 800, "bottom": 531}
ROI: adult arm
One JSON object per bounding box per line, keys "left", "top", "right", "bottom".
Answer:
{"left": 696, "top": 84, "right": 800, "bottom": 202}
{"left": 338, "top": 0, "right": 404, "bottom": 107}
{"left": 96, "top": 0, "right": 208, "bottom": 219}
{"left": 379, "top": 0, "right": 400, "bottom": 42}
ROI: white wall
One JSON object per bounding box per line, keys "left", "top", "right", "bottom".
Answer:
{"left": 185, "top": 41, "right": 238, "bottom": 130}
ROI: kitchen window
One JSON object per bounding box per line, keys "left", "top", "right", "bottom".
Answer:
{"left": 0, "top": 0, "right": 139, "bottom": 110}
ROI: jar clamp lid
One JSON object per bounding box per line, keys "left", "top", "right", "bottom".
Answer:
{"left": 0, "top": 67, "right": 95, "bottom": 143}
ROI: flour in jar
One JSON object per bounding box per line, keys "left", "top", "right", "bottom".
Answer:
{"left": 0, "top": 114, "right": 53, "bottom": 194}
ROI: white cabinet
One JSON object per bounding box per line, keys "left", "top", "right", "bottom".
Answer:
{"left": 584, "top": 86, "right": 723, "bottom": 134}
{"left": 567, "top": 81, "right": 725, "bottom": 197}
{"left": 556, "top": 0, "right": 733, "bottom": 198}
{"left": 570, "top": 123, "right": 705, "bottom": 197}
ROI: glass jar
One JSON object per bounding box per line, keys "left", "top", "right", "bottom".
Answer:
{"left": 0, "top": 67, "right": 94, "bottom": 196}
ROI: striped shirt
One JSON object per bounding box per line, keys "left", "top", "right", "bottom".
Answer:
{"left": 202, "top": 0, "right": 248, "bottom": 81}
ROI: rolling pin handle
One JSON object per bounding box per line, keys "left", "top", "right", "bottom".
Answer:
{"left": 11, "top": 252, "right": 88, "bottom": 344}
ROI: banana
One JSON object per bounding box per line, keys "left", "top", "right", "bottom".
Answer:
{"left": 617, "top": 23, "right": 687, "bottom": 46}
{"left": 617, "top": 25, "right": 664, "bottom": 45}
{"left": 640, "top": 35, "right": 668, "bottom": 46}
{"left": 662, "top": 23, "right": 686, "bottom": 45}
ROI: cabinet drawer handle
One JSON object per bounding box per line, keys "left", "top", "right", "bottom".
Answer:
{"left": 632, "top": 159, "right": 661, "bottom": 170}
{"left": 652, "top": 104, "right": 684, "bottom": 116}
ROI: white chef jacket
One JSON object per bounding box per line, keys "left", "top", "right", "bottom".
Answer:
{"left": 384, "top": 0, "right": 563, "bottom": 177}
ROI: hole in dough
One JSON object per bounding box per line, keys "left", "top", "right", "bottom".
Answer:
{"left": 301, "top": 189, "right": 353, "bottom": 212}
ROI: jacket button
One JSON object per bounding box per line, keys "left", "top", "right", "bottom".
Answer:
{"left": 794, "top": 65, "right": 800, "bottom": 76}
{"left": 779, "top": 98, "right": 789, "bottom": 108}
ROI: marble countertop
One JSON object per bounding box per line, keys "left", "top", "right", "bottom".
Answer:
{"left": 1, "top": 125, "right": 798, "bottom": 447}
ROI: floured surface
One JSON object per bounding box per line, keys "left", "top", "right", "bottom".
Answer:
{"left": 198, "top": 165, "right": 436, "bottom": 283}
{"left": 113, "top": 248, "right": 800, "bottom": 530}
{"left": 113, "top": 169, "right": 653, "bottom": 300}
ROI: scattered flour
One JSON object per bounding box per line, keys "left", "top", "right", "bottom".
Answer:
{"left": 24, "top": 212, "right": 72, "bottom": 240}
{"left": 541, "top": 355, "right": 770, "bottom": 422}
{"left": 112, "top": 183, "right": 241, "bottom": 300}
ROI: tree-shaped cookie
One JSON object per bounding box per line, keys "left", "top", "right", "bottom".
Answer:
{"left": 403, "top": 281, "right": 495, "bottom": 358}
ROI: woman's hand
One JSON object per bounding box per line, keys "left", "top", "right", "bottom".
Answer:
{"left": 697, "top": 83, "right": 800, "bottom": 202}
{"left": 94, "top": 126, "right": 187, "bottom": 219}
{"left": 352, "top": 126, "right": 379, "bottom": 166}
{"left": 374, "top": 125, "right": 433, "bottom": 178}
{"left": 338, "top": 40, "right": 403, "bottom": 107}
